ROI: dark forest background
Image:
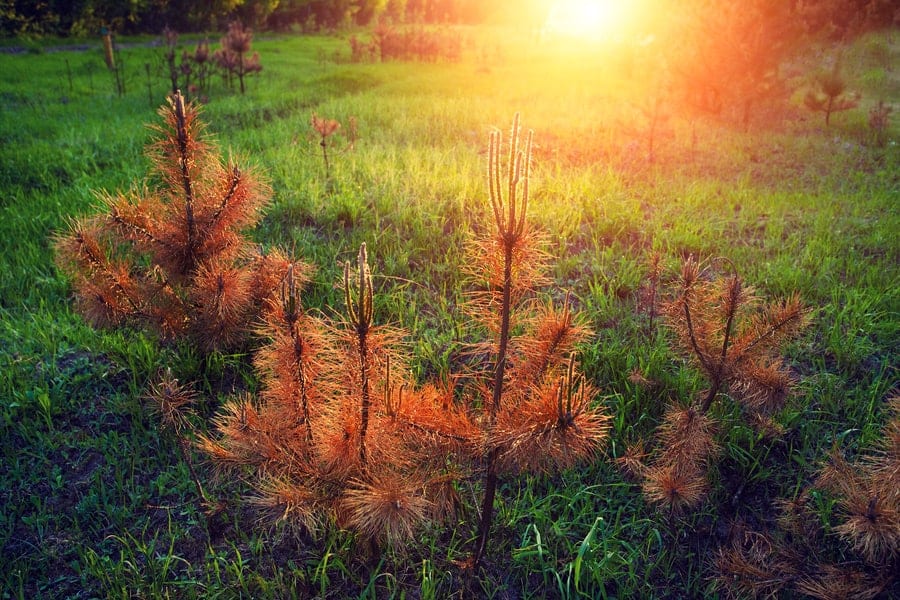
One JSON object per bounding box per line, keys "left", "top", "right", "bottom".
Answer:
{"left": 1, "top": 0, "right": 897, "bottom": 38}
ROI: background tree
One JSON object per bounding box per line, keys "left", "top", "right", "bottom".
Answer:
{"left": 804, "top": 59, "right": 861, "bottom": 125}
{"left": 670, "top": 0, "right": 801, "bottom": 128}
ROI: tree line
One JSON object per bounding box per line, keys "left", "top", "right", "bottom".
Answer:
{"left": 1, "top": 0, "right": 896, "bottom": 43}
{"left": 0, "top": 0, "right": 539, "bottom": 36}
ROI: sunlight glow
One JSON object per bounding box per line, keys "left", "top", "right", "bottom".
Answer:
{"left": 544, "top": 0, "right": 638, "bottom": 41}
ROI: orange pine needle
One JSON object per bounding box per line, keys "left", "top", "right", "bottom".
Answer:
{"left": 343, "top": 474, "right": 430, "bottom": 544}
{"left": 642, "top": 463, "right": 708, "bottom": 512}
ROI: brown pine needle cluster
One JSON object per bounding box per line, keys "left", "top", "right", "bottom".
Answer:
{"left": 492, "top": 355, "right": 609, "bottom": 474}
{"left": 343, "top": 475, "right": 431, "bottom": 544}
{"left": 714, "top": 400, "right": 899, "bottom": 599}
{"left": 640, "top": 405, "right": 717, "bottom": 512}
{"left": 201, "top": 244, "right": 473, "bottom": 547}
{"left": 630, "top": 256, "right": 809, "bottom": 512}
{"left": 311, "top": 113, "right": 341, "bottom": 139}
{"left": 55, "top": 92, "right": 292, "bottom": 352}
{"left": 816, "top": 398, "right": 900, "bottom": 564}
{"left": 795, "top": 564, "right": 890, "bottom": 600}
{"left": 713, "top": 525, "right": 802, "bottom": 600}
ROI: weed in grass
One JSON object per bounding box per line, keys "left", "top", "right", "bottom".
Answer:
{"left": 867, "top": 99, "right": 893, "bottom": 148}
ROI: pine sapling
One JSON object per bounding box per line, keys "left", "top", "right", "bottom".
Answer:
{"left": 470, "top": 114, "right": 609, "bottom": 566}
{"left": 804, "top": 60, "right": 860, "bottom": 126}
{"left": 311, "top": 113, "right": 341, "bottom": 179}
{"left": 217, "top": 21, "right": 261, "bottom": 95}
{"left": 201, "top": 244, "right": 474, "bottom": 547}
{"left": 55, "top": 91, "right": 292, "bottom": 352}
{"left": 199, "top": 114, "right": 609, "bottom": 562}
{"left": 145, "top": 370, "right": 213, "bottom": 509}
{"left": 714, "top": 398, "right": 899, "bottom": 599}
{"left": 637, "top": 251, "right": 662, "bottom": 337}
{"left": 634, "top": 256, "right": 809, "bottom": 512}
{"left": 816, "top": 397, "right": 899, "bottom": 565}
{"left": 162, "top": 27, "right": 180, "bottom": 96}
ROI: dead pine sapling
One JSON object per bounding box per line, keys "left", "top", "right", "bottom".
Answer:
{"left": 55, "top": 91, "right": 293, "bottom": 353}
{"left": 345, "top": 243, "right": 375, "bottom": 464}
{"left": 145, "top": 369, "right": 218, "bottom": 511}
{"left": 311, "top": 113, "right": 341, "bottom": 179}
{"left": 470, "top": 113, "right": 609, "bottom": 567}
{"left": 190, "top": 39, "right": 211, "bottom": 99}
{"left": 218, "top": 21, "right": 261, "bottom": 95}
{"left": 634, "top": 256, "right": 809, "bottom": 512}
{"left": 162, "top": 26, "right": 180, "bottom": 95}
{"left": 714, "top": 397, "right": 899, "bottom": 599}
{"left": 815, "top": 398, "right": 900, "bottom": 567}
{"left": 637, "top": 251, "right": 662, "bottom": 338}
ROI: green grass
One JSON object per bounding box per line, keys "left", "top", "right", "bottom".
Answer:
{"left": 1, "top": 27, "right": 898, "bottom": 598}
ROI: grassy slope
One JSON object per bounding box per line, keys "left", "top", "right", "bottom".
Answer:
{"left": 0, "top": 29, "right": 897, "bottom": 598}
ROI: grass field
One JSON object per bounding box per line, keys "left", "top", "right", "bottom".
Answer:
{"left": 1, "top": 27, "right": 898, "bottom": 598}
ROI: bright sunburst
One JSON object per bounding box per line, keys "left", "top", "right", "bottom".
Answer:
{"left": 544, "top": 0, "right": 636, "bottom": 40}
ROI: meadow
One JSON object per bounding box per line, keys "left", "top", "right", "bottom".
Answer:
{"left": 0, "top": 26, "right": 898, "bottom": 598}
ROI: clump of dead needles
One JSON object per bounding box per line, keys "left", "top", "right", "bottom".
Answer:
{"left": 714, "top": 398, "right": 899, "bottom": 599}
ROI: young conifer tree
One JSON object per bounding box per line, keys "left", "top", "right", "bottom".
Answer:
{"left": 631, "top": 257, "right": 809, "bottom": 512}
{"left": 200, "top": 244, "right": 477, "bottom": 546}
{"left": 804, "top": 60, "right": 860, "bottom": 126}
{"left": 55, "top": 91, "right": 290, "bottom": 352}
{"left": 215, "top": 21, "right": 261, "bottom": 95}
{"left": 815, "top": 397, "right": 899, "bottom": 566}
{"left": 468, "top": 114, "right": 610, "bottom": 566}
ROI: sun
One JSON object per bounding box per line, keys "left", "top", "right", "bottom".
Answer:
{"left": 544, "top": 0, "right": 636, "bottom": 41}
